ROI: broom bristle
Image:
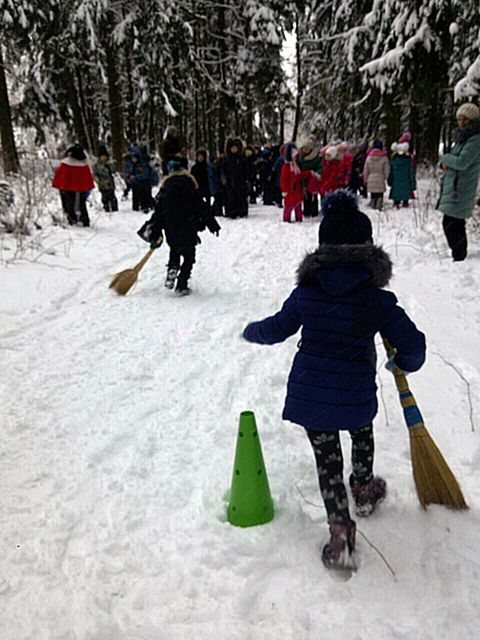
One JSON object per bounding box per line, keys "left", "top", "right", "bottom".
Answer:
{"left": 410, "top": 427, "right": 468, "bottom": 510}
{"left": 109, "top": 268, "right": 138, "bottom": 295}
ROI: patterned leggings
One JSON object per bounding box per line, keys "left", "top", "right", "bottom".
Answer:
{"left": 305, "top": 424, "right": 374, "bottom": 524}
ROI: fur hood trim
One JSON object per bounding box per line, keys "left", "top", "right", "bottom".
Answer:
{"left": 62, "top": 156, "right": 89, "bottom": 167}
{"left": 297, "top": 244, "right": 392, "bottom": 288}
{"left": 161, "top": 170, "right": 198, "bottom": 189}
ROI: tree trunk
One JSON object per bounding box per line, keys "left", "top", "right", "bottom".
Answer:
{"left": 217, "top": 5, "right": 227, "bottom": 152}
{"left": 245, "top": 91, "right": 253, "bottom": 143}
{"left": 292, "top": 11, "right": 303, "bottom": 142}
{"left": 65, "top": 71, "right": 89, "bottom": 149}
{"left": 279, "top": 108, "right": 285, "bottom": 143}
{"left": 105, "top": 11, "right": 125, "bottom": 170}
{"left": 0, "top": 46, "right": 20, "bottom": 174}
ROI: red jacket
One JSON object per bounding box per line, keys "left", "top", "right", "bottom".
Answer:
{"left": 52, "top": 157, "right": 95, "bottom": 192}
{"left": 319, "top": 159, "right": 342, "bottom": 196}
{"left": 339, "top": 152, "right": 353, "bottom": 187}
{"left": 280, "top": 163, "right": 312, "bottom": 205}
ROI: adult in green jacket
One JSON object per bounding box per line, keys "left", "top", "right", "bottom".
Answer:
{"left": 437, "top": 103, "right": 480, "bottom": 261}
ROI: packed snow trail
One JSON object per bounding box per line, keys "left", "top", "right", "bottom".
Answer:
{"left": 1, "top": 191, "right": 480, "bottom": 639}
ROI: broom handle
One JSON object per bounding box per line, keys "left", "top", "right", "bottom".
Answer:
{"left": 133, "top": 236, "right": 163, "bottom": 273}
{"left": 383, "top": 338, "right": 424, "bottom": 430}
{"left": 383, "top": 338, "right": 409, "bottom": 394}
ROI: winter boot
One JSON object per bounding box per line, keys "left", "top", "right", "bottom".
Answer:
{"left": 175, "top": 285, "right": 191, "bottom": 296}
{"left": 322, "top": 520, "right": 356, "bottom": 571}
{"left": 350, "top": 475, "right": 387, "bottom": 517}
{"left": 165, "top": 268, "right": 179, "bottom": 289}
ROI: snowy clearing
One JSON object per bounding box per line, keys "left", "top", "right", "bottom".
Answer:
{"left": 1, "top": 187, "right": 480, "bottom": 640}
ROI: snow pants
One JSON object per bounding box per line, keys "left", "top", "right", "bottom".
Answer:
{"left": 168, "top": 246, "right": 196, "bottom": 289}
{"left": 132, "top": 182, "right": 152, "bottom": 212}
{"left": 305, "top": 424, "right": 374, "bottom": 524}
{"left": 370, "top": 193, "right": 384, "bottom": 210}
{"left": 303, "top": 191, "right": 319, "bottom": 217}
{"left": 225, "top": 190, "right": 248, "bottom": 218}
{"left": 283, "top": 201, "right": 303, "bottom": 222}
{"left": 60, "top": 190, "right": 90, "bottom": 226}
{"left": 442, "top": 215, "right": 467, "bottom": 261}
{"left": 100, "top": 189, "right": 118, "bottom": 212}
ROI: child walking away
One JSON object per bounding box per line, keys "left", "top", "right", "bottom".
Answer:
{"left": 137, "top": 160, "right": 221, "bottom": 296}
{"left": 52, "top": 143, "right": 94, "bottom": 227}
{"left": 125, "top": 146, "right": 153, "bottom": 213}
{"left": 242, "top": 190, "right": 425, "bottom": 572}
{"left": 280, "top": 142, "right": 314, "bottom": 222}
{"left": 389, "top": 143, "right": 416, "bottom": 208}
{"left": 363, "top": 140, "right": 390, "bottom": 210}
{"left": 93, "top": 145, "right": 118, "bottom": 212}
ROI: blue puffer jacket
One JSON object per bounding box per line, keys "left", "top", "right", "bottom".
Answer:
{"left": 243, "top": 245, "right": 426, "bottom": 431}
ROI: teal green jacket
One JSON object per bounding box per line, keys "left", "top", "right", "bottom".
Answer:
{"left": 388, "top": 154, "right": 416, "bottom": 202}
{"left": 437, "top": 123, "right": 480, "bottom": 219}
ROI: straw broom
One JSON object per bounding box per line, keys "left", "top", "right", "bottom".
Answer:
{"left": 384, "top": 339, "right": 468, "bottom": 510}
{"left": 109, "top": 236, "right": 163, "bottom": 295}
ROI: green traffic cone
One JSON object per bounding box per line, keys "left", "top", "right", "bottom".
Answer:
{"left": 227, "top": 411, "right": 275, "bottom": 527}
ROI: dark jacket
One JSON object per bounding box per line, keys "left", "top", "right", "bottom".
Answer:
{"left": 221, "top": 152, "right": 248, "bottom": 194}
{"left": 93, "top": 158, "right": 115, "bottom": 191}
{"left": 139, "top": 171, "right": 220, "bottom": 251}
{"left": 191, "top": 158, "right": 210, "bottom": 199}
{"left": 243, "top": 244, "right": 426, "bottom": 431}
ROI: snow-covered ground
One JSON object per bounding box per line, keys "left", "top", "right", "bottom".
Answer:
{"left": 1, "top": 187, "right": 480, "bottom": 639}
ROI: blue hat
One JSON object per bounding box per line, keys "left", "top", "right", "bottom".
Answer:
{"left": 319, "top": 190, "right": 373, "bottom": 245}
{"left": 372, "top": 140, "right": 384, "bottom": 150}
{"left": 167, "top": 159, "right": 182, "bottom": 174}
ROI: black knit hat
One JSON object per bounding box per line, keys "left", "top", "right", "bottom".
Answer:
{"left": 66, "top": 143, "right": 86, "bottom": 161}
{"left": 319, "top": 190, "right": 373, "bottom": 245}
{"left": 98, "top": 144, "right": 109, "bottom": 157}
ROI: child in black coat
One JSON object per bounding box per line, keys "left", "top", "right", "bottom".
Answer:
{"left": 138, "top": 161, "right": 220, "bottom": 295}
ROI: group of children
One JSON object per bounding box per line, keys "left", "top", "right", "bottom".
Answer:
{"left": 277, "top": 133, "right": 417, "bottom": 222}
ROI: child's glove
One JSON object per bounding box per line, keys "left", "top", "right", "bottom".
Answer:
{"left": 150, "top": 235, "right": 163, "bottom": 250}
{"left": 385, "top": 356, "right": 408, "bottom": 375}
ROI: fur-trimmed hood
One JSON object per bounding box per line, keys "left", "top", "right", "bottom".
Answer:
{"left": 297, "top": 244, "right": 392, "bottom": 293}
{"left": 161, "top": 170, "right": 198, "bottom": 190}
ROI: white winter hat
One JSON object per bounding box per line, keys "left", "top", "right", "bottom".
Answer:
{"left": 397, "top": 142, "right": 409, "bottom": 154}
{"left": 456, "top": 103, "right": 480, "bottom": 121}
{"left": 326, "top": 145, "right": 338, "bottom": 159}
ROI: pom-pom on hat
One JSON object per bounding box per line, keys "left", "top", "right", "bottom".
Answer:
{"left": 456, "top": 103, "right": 480, "bottom": 121}
{"left": 319, "top": 190, "right": 373, "bottom": 246}
{"left": 280, "top": 141, "right": 299, "bottom": 162}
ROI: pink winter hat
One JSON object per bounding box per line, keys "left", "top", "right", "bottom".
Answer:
{"left": 398, "top": 132, "right": 411, "bottom": 143}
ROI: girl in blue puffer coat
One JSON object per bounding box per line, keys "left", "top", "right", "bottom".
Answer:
{"left": 242, "top": 190, "right": 426, "bottom": 572}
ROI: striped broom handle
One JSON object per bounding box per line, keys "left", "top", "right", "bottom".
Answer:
{"left": 383, "top": 339, "right": 425, "bottom": 432}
